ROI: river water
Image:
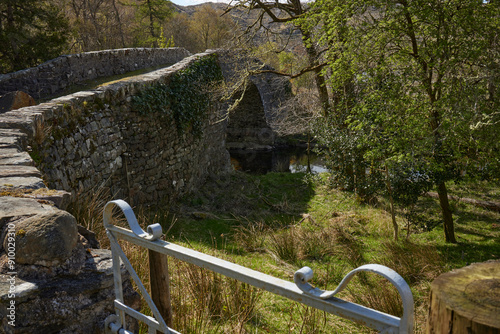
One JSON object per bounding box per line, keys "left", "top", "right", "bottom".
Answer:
{"left": 229, "top": 148, "right": 328, "bottom": 174}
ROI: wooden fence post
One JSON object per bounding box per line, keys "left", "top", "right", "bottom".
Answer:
{"left": 149, "top": 250, "right": 172, "bottom": 332}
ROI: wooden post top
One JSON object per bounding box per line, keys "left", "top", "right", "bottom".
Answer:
{"left": 429, "top": 260, "right": 500, "bottom": 332}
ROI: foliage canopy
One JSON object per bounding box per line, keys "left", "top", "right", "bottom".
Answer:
{"left": 0, "top": 0, "right": 69, "bottom": 73}
{"left": 308, "top": 0, "right": 500, "bottom": 242}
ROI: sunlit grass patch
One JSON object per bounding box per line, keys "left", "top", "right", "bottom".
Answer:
{"left": 69, "top": 170, "right": 499, "bottom": 334}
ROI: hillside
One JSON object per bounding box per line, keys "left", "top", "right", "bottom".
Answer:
{"left": 171, "top": 1, "right": 304, "bottom": 50}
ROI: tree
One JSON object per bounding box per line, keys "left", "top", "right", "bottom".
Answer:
{"left": 0, "top": 0, "right": 69, "bottom": 73}
{"left": 310, "top": 0, "right": 500, "bottom": 242}
{"left": 128, "top": 0, "right": 173, "bottom": 47}
{"left": 163, "top": 12, "right": 199, "bottom": 52}
{"left": 190, "top": 4, "right": 238, "bottom": 52}
{"left": 228, "top": 0, "right": 332, "bottom": 116}
{"left": 62, "top": 0, "right": 133, "bottom": 52}
{"left": 270, "top": 87, "right": 321, "bottom": 173}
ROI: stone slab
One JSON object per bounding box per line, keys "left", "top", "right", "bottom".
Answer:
{"left": 0, "top": 129, "right": 27, "bottom": 148}
{"left": 0, "top": 116, "right": 34, "bottom": 132}
{"left": 0, "top": 276, "right": 38, "bottom": 303}
{"left": 0, "top": 148, "right": 22, "bottom": 156}
{"left": 0, "top": 197, "right": 56, "bottom": 222}
{"left": 0, "top": 176, "right": 45, "bottom": 190}
{"left": 0, "top": 151, "right": 32, "bottom": 166}
{"left": 27, "top": 189, "right": 71, "bottom": 210}
{"left": 0, "top": 165, "right": 41, "bottom": 178}
{"left": 0, "top": 137, "right": 22, "bottom": 148}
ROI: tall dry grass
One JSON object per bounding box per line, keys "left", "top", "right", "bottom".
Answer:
{"left": 69, "top": 190, "right": 261, "bottom": 333}
{"left": 170, "top": 260, "right": 261, "bottom": 333}
{"left": 344, "top": 275, "right": 404, "bottom": 318}
{"left": 374, "top": 241, "right": 444, "bottom": 285}
{"left": 66, "top": 185, "right": 112, "bottom": 246}
{"left": 33, "top": 118, "right": 52, "bottom": 146}
{"left": 258, "top": 220, "right": 364, "bottom": 268}
{"left": 232, "top": 220, "right": 268, "bottom": 252}
{"left": 68, "top": 178, "right": 446, "bottom": 333}
{"left": 230, "top": 211, "right": 444, "bottom": 332}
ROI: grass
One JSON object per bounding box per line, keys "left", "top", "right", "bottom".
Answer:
{"left": 69, "top": 171, "right": 500, "bottom": 333}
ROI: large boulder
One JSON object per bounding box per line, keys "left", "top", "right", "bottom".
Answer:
{"left": 5, "top": 211, "right": 79, "bottom": 266}
{"left": 0, "top": 91, "right": 36, "bottom": 114}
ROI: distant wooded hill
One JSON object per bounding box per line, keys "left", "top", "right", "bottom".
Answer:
{"left": 0, "top": 0, "right": 301, "bottom": 74}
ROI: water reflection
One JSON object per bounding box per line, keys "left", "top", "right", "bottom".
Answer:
{"left": 229, "top": 148, "right": 327, "bottom": 174}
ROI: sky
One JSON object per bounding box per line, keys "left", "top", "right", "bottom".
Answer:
{"left": 171, "top": 0, "right": 232, "bottom": 6}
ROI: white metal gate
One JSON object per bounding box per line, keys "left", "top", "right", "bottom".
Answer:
{"left": 103, "top": 199, "right": 414, "bottom": 334}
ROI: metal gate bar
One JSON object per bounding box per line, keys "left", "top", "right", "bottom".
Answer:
{"left": 103, "top": 200, "right": 414, "bottom": 334}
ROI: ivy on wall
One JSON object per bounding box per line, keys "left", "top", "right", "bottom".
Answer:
{"left": 132, "top": 54, "right": 223, "bottom": 138}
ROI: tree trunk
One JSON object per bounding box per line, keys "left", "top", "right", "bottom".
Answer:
{"left": 428, "top": 103, "right": 456, "bottom": 243}
{"left": 426, "top": 260, "right": 500, "bottom": 333}
{"left": 301, "top": 29, "right": 331, "bottom": 117}
{"left": 146, "top": 0, "right": 156, "bottom": 43}
{"left": 384, "top": 165, "right": 398, "bottom": 241}
{"left": 112, "top": 0, "right": 126, "bottom": 48}
{"left": 436, "top": 181, "right": 456, "bottom": 243}
{"left": 404, "top": 2, "right": 458, "bottom": 244}
{"left": 306, "top": 132, "right": 312, "bottom": 173}
{"left": 149, "top": 250, "right": 172, "bottom": 331}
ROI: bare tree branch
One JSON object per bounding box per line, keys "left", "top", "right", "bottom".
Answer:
{"left": 250, "top": 62, "right": 328, "bottom": 79}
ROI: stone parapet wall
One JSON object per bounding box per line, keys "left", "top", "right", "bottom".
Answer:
{"left": 40, "top": 52, "right": 229, "bottom": 203}
{"left": 0, "top": 50, "right": 231, "bottom": 333}
{"left": 0, "top": 48, "right": 192, "bottom": 100}
{"left": 0, "top": 51, "right": 231, "bottom": 205}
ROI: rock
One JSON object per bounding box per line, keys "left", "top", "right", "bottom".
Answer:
{"left": 0, "top": 151, "right": 33, "bottom": 166}
{"left": 27, "top": 189, "right": 71, "bottom": 210}
{"left": 0, "top": 129, "right": 27, "bottom": 148}
{"left": 5, "top": 211, "right": 79, "bottom": 266}
{"left": 0, "top": 238, "right": 87, "bottom": 280}
{"left": 0, "top": 197, "right": 58, "bottom": 228}
{"left": 0, "top": 165, "right": 41, "bottom": 178}
{"left": 0, "top": 177, "right": 46, "bottom": 190}
{"left": 0, "top": 248, "right": 141, "bottom": 334}
{"left": 77, "top": 224, "right": 100, "bottom": 249}
{"left": 0, "top": 91, "right": 36, "bottom": 114}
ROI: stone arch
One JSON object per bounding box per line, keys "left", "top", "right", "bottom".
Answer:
{"left": 226, "top": 80, "right": 275, "bottom": 150}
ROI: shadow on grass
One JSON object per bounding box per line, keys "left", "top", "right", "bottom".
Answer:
{"left": 454, "top": 225, "right": 496, "bottom": 241}
{"left": 161, "top": 171, "right": 316, "bottom": 252}
{"left": 427, "top": 205, "right": 500, "bottom": 267}
{"left": 435, "top": 240, "right": 500, "bottom": 267}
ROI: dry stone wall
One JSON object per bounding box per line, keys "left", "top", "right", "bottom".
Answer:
{"left": 0, "top": 49, "right": 231, "bottom": 333}
{"left": 1, "top": 51, "right": 231, "bottom": 205}
{"left": 0, "top": 48, "right": 191, "bottom": 100}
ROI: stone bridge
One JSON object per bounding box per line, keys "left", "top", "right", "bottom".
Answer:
{"left": 0, "top": 47, "right": 290, "bottom": 333}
